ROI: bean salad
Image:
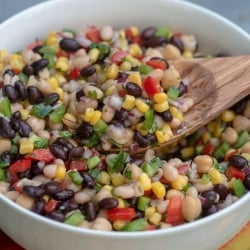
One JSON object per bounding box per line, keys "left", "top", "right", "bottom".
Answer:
{"left": 0, "top": 25, "right": 249, "bottom": 232}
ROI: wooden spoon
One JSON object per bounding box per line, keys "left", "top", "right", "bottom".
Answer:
{"left": 122, "top": 55, "right": 250, "bottom": 154}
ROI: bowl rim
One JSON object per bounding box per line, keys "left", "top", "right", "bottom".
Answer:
{"left": 0, "top": 0, "right": 250, "bottom": 239}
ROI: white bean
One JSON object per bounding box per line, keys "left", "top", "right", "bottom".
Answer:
{"left": 100, "top": 25, "right": 113, "bottom": 41}
{"left": 16, "top": 194, "right": 35, "bottom": 210}
{"left": 221, "top": 127, "right": 238, "bottom": 145}
{"left": 182, "top": 196, "right": 202, "bottom": 222}
{"left": 194, "top": 155, "right": 213, "bottom": 174}
{"left": 91, "top": 218, "right": 112, "bottom": 231}
{"left": 162, "top": 163, "right": 179, "bottom": 182}
{"left": 0, "top": 181, "right": 10, "bottom": 194}
{"left": 0, "top": 138, "right": 11, "bottom": 155}
{"left": 94, "top": 189, "right": 112, "bottom": 202}
{"left": 27, "top": 116, "right": 45, "bottom": 134}
{"left": 43, "top": 164, "right": 57, "bottom": 179}
{"left": 113, "top": 185, "right": 135, "bottom": 199}
{"left": 157, "top": 200, "right": 168, "bottom": 214}
{"left": 4, "top": 191, "right": 19, "bottom": 201}
{"left": 83, "top": 85, "right": 104, "bottom": 99}
{"left": 102, "top": 105, "right": 115, "bottom": 122}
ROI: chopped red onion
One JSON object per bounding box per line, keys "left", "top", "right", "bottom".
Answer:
{"left": 75, "top": 34, "right": 92, "bottom": 47}
{"left": 109, "top": 95, "right": 122, "bottom": 110}
{"left": 130, "top": 143, "right": 139, "bottom": 152}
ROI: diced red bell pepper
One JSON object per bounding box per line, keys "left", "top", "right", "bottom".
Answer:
{"left": 44, "top": 199, "right": 58, "bottom": 213}
{"left": 224, "top": 150, "right": 239, "bottom": 161}
{"left": 68, "top": 160, "right": 88, "bottom": 171}
{"left": 86, "top": 26, "right": 100, "bottom": 43}
{"left": 68, "top": 68, "right": 81, "bottom": 80}
{"left": 202, "top": 143, "right": 215, "bottom": 156}
{"left": 111, "top": 50, "right": 128, "bottom": 65}
{"left": 142, "top": 76, "right": 161, "bottom": 97}
{"left": 166, "top": 195, "right": 184, "bottom": 225}
{"left": 27, "top": 39, "right": 43, "bottom": 50}
{"left": 8, "top": 159, "right": 32, "bottom": 182}
{"left": 106, "top": 208, "right": 136, "bottom": 222}
{"left": 147, "top": 224, "right": 157, "bottom": 231}
{"left": 118, "top": 89, "right": 127, "bottom": 97}
{"left": 146, "top": 60, "right": 167, "bottom": 71}
{"left": 226, "top": 166, "right": 246, "bottom": 181}
{"left": 28, "top": 148, "right": 55, "bottom": 163}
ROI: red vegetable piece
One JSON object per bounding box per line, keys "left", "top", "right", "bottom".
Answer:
{"left": 68, "top": 68, "right": 81, "bottom": 80}
{"left": 111, "top": 50, "right": 128, "bottom": 65}
{"left": 202, "top": 143, "right": 215, "bottom": 156}
{"left": 44, "top": 199, "right": 58, "bottom": 213}
{"left": 27, "top": 39, "right": 43, "bottom": 50}
{"left": 146, "top": 60, "right": 167, "bottom": 71}
{"left": 166, "top": 195, "right": 184, "bottom": 225}
{"left": 142, "top": 76, "right": 161, "bottom": 97}
{"left": 226, "top": 166, "right": 246, "bottom": 181}
{"left": 106, "top": 208, "right": 136, "bottom": 222}
{"left": 224, "top": 150, "right": 239, "bottom": 161}
{"left": 69, "top": 160, "right": 88, "bottom": 171}
{"left": 178, "top": 163, "right": 189, "bottom": 175}
{"left": 86, "top": 26, "right": 100, "bottom": 43}
{"left": 8, "top": 159, "right": 32, "bottom": 182}
{"left": 29, "top": 148, "right": 55, "bottom": 163}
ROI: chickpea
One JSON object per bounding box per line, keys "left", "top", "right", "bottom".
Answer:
{"left": 43, "top": 164, "right": 57, "bottom": 179}
{"left": 194, "top": 155, "right": 213, "bottom": 174}
{"left": 163, "top": 44, "right": 182, "bottom": 60}
{"left": 0, "top": 181, "right": 10, "bottom": 194}
{"left": 162, "top": 163, "right": 179, "bottom": 182}
{"left": 91, "top": 218, "right": 112, "bottom": 231}
{"left": 221, "top": 127, "right": 238, "bottom": 144}
{"left": 147, "top": 69, "right": 164, "bottom": 81}
{"left": 186, "top": 186, "right": 198, "bottom": 198}
{"left": 145, "top": 48, "right": 163, "bottom": 58}
{"left": 170, "top": 117, "right": 181, "bottom": 130}
{"left": 72, "top": 55, "right": 90, "bottom": 70}
{"left": 102, "top": 104, "right": 115, "bottom": 122}
{"left": 166, "top": 189, "right": 184, "bottom": 199}
{"left": 4, "top": 191, "right": 19, "bottom": 201}
{"left": 161, "top": 66, "right": 181, "bottom": 90}
{"left": 233, "top": 115, "right": 250, "bottom": 132}
{"left": 182, "top": 196, "right": 202, "bottom": 222}
{"left": 16, "top": 194, "right": 35, "bottom": 210}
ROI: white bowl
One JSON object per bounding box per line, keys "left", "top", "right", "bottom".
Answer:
{"left": 0, "top": 1, "right": 250, "bottom": 250}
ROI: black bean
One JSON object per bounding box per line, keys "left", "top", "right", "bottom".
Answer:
{"left": 31, "top": 58, "right": 49, "bottom": 75}
{"left": 58, "top": 200, "right": 78, "bottom": 214}
{"left": 54, "top": 137, "right": 74, "bottom": 150}
{"left": 4, "top": 69, "right": 15, "bottom": 77}
{"left": 22, "top": 65, "right": 34, "bottom": 76}
{"left": 83, "top": 201, "right": 96, "bottom": 222}
{"left": 14, "top": 80, "right": 27, "bottom": 101}
{"left": 135, "top": 211, "right": 144, "bottom": 219}
{"left": 32, "top": 199, "right": 46, "bottom": 214}
{"left": 143, "top": 36, "right": 167, "bottom": 48}
{"left": 30, "top": 162, "right": 45, "bottom": 176}
{"left": 141, "top": 27, "right": 157, "bottom": 40}
{"left": 135, "top": 131, "right": 156, "bottom": 148}
{"left": 178, "top": 81, "right": 186, "bottom": 97}
{"left": 53, "top": 189, "right": 74, "bottom": 201}
{"left": 68, "top": 147, "right": 84, "bottom": 159}
{"left": 1, "top": 151, "right": 18, "bottom": 164}
{"left": 2, "top": 85, "right": 19, "bottom": 103}
{"left": 244, "top": 174, "right": 250, "bottom": 189}
{"left": 201, "top": 190, "right": 217, "bottom": 209}
{"left": 75, "top": 121, "right": 94, "bottom": 139}
{"left": 12, "top": 111, "right": 22, "bottom": 120}
{"left": 59, "top": 38, "right": 81, "bottom": 52}
{"left": 23, "top": 185, "right": 45, "bottom": 198}
{"left": 228, "top": 155, "right": 248, "bottom": 169}
{"left": 49, "top": 144, "right": 68, "bottom": 161}
{"left": 118, "top": 72, "right": 129, "bottom": 80}
{"left": 125, "top": 82, "right": 142, "bottom": 97}
{"left": 18, "top": 120, "right": 32, "bottom": 137}
{"left": 27, "top": 86, "right": 44, "bottom": 104}
{"left": 202, "top": 205, "right": 218, "bottom": 217}
{"left": 44, "top": 93, "right": 60, "bottom": 106}
{"left": 159, "top": 110, "right": 173, "bottom": 122}
{"left": 75, "top": 89, "right": 84, "bottom": 101}
{"left": 232, "top": 98, "right": 247, "bottom": 114}
{"left": 32, "top": 45, "right": 44, "bottom": 55}
{"left": 81, "top": 172, "right": 95, "bottom": 188}
{"left": 0, "top": 117, "right": 16, "bottom": 139}
{"left": 213, "top": 184, "right": 228, "bottom": 201}
{"left": 10, "top": 118, "right": 20, "bottom": 131}
{"left": 99, "top": 198, "right": 119, "bottom": 209}
{"left": 128, "top": 197, "right": 138, "bottom": 208}
{"left": 47, "top": 210, "right": 65, "bottom": 222}
{"left": 169, "top": 36, "right": 184, "bottom": 53}
{"left": 80, "top": 65, "right": 96, "bottom": 77}
{"left": 45, "top": 181, "right": 62, "bottom": 196}
{"left": 114, "top": 109, "right": 129, "bottom": 124}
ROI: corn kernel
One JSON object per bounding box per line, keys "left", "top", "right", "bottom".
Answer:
{"left": 162, "top": 124, "right": 173, "bottom": 137}
{"left": 153, "top": 102, "right": 169, "bottom": 113}
{"left": 135, "top": 123, "right": 148, "bottom": 136}
{"left": 55, "top": 165, "right": 67, "bottom": 180}
{"left": 119, "top": 61, "right": 132, "bottom": 71}
{"left": 151, "top": 181, "right": 166, "bottom": 199}
{"left": 0, "top": 50, "right": 8, "bottom": 60}
{"left": 42, "top": 195, "right": 50, "bottom": 202}
{"left": 56, "top": 57, "right": 69, "bottom": 72}
{"left": 47, "top": 36, "right": 57, "bottom": 46}
{"left": 149, "top": 212, "right": 162, "bottom": 225}
{"left": 19, "top": 141, "right": 34, "bottom": 154}
{"left": 81, "top": 108, "right": 95, "bottom": 122}
{"left": 127, "top": 73, "right": 142, "bottom": 86}
{"left": 153, "top": 93, "right": 168, "bottom": 103}
{"left": 106, "top": 63, "right": 119, "bottom": 79}
{"left": 47, "top": 77, "right": 59, "bottom": 90}
{"left": 113, "top": 220, "right": 127, "bottom": 231}
{"left": 89, "top": 110, "right": 102, "bottom": 125}
{"left": 221, "top": 110, "right": 235, "bottom": 123}
{"left": 125, "top": 55, "right": 140, "bottom": 67}
{"left": 139, "top": 173, "right": 152, "bottom": 191}
{"left": 241, "top": 153, "right": 250, "bottom": 161}
{"left": 54, "top": 72, "right": 66, "bottom": 85}
{"left": 105, "top": 85, "right": 116, "bottom": 96}
{"left": 129, "top": 44, "right": 142, "bottom": 57}
{"left": 98, "top": 171, "right": 111, "bottom": 185}
{"left": 155, "top": 130, "right": 166, "bottom": 144}
{"left": 111, "top": 173, "right": 126, "bottom": 186}
{"left": 130, "top": 26, "right": 139, "bottom": 36}
{"left": 135, "top": 99, "right": 149, "bottom": 113}
{"left": 0, "top": 63, "right": 4, "bottom": 71}
{"left": 101, "top": 185, "right": 113, "bottom": 192}
{"left": 202, "top": 131, "right": 211, "bottom": 143}
{"left": 117, "top": 198, "right": 126, "bottom": 208}
{"left": 145, "top": 207, "right": 156, "bottom": 219}
{"left": 213, "top": 124, "right": 223, "bottom": 138}
{"left": 54, "top": 87, "right": 64, "bottom": 100}
{"left": 208, "top": 168, "right": 223, "bottom": 184}
{"left": 20, "top": 109, "right": 29, "bottom": 120}
{"left": 180, "top": 146, "right": 195, "bottom": 159}
{"left": 171, "top": 175, "right": 188, "bottom": 190}
{"left": 122, "top": 95, "right": 136, "bottom": 110}
{"left": 207, "top": 121, "right": 217, "bottom": 132}
{"left": 183, "top": 51, "right": 193, "bottom": 59}
{"left": 10, "top": 54, "right": 24, "bottom": 72}
{"left": 169, "top": 106, "right": 183, "bottom": 122}
{"left": 88, "top": 48, "right": 100, "bottom": 63}
{"left": 62, "top": 113, "right": 77, "bottom": 127}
